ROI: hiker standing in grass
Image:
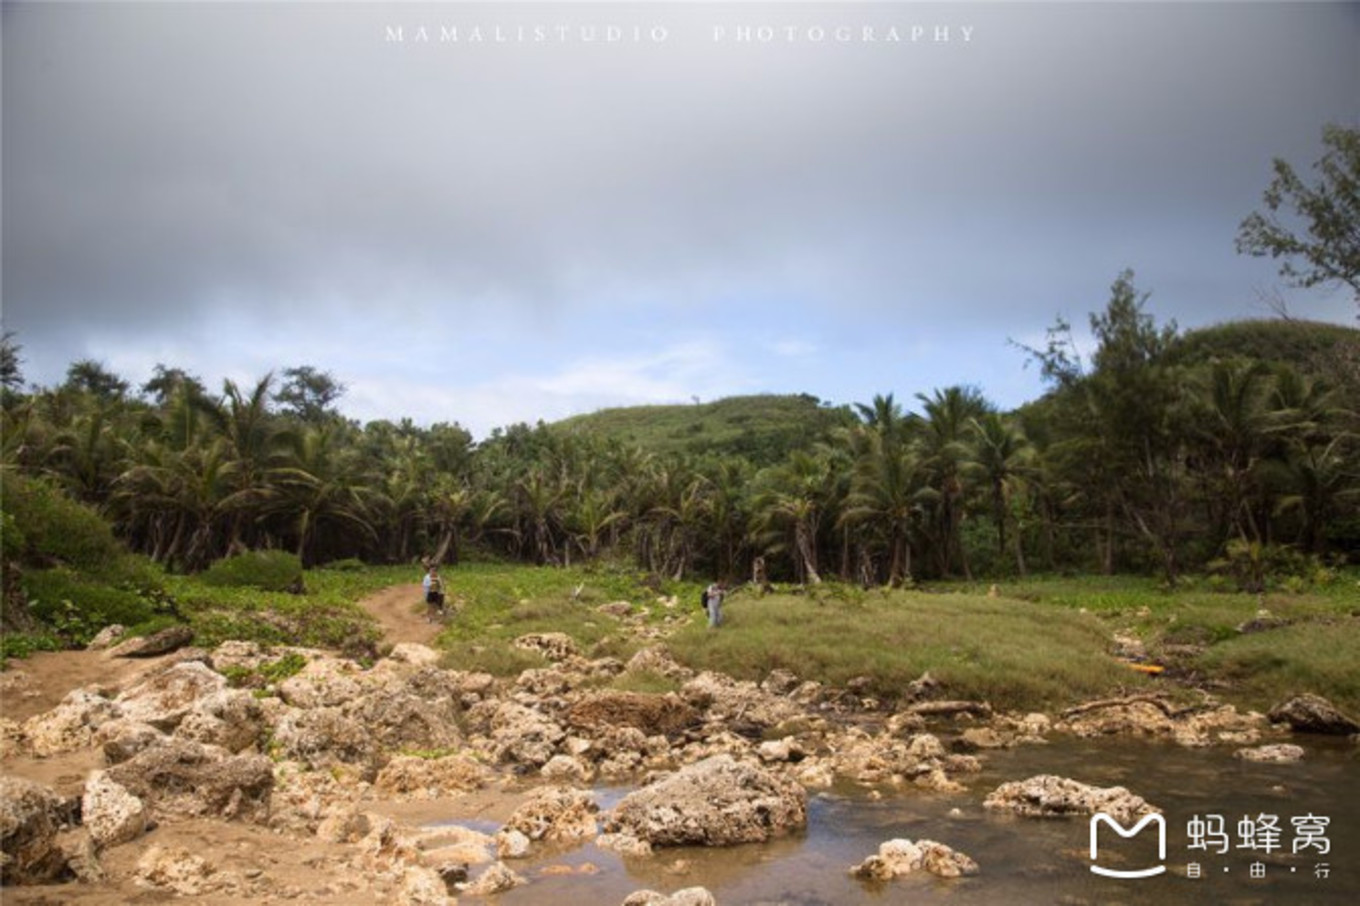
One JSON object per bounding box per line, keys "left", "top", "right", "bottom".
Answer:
{"left": 423, "top": 564, "right": 446, "bottom": 622}
{"left": 705, "top": 580, "right": 726, "bottom": 629}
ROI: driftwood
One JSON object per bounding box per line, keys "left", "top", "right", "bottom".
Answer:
{"left": 907, "top": 700, "right": 993, "bottom": 718}
{"left": 1059, "top": 693, "right": 1205, "bottom": 720}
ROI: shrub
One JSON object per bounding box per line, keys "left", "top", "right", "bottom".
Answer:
{"left": 199, "top": 550, "right": 305, "bottom": 592}
{"left": 21, "top": 568, "right": 163, "bottom": 644}
{"left": 0, "top": 472, "right": 123, "bottom": 571}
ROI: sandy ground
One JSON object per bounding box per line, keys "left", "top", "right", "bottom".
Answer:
{"left": 0, "top": 585, "right": 525, "bottom": 905}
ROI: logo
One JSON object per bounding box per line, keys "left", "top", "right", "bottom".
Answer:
{"left": 1090, "top": 813, "right": 1167, "bottom": 879}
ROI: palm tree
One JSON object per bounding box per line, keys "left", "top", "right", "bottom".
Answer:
{"left": 840, "top": 430, "right": 928, "bottom": 585}
{"left": 267, "top": 423, "right": 378, "bottom": 566}
{"left": 966, "top": 412, "right": 1035, "bottom": 574}
{"left": 916, "top": 386, "right": 991, "bottom": 578}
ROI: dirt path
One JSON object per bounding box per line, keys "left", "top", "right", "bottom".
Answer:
{"left": 359, "top": 583, "right": 443, "bottom": 647}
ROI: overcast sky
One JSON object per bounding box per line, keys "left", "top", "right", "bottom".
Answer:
{"left": 4, "top": 1, "right": 1358, "bottom": 437}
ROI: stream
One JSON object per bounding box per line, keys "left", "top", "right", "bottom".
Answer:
{"left": 442, "top": 735, "right": 1358, "bottom": 905}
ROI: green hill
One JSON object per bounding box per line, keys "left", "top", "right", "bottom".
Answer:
{"left": 1168, "top": 318, "right": 1358, "bottom": 374}
{"left": 552, "top": 393, "right": 857, "bottom": 465}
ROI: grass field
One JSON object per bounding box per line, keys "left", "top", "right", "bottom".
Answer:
{"left": 14, "top": 558, "right": 1358, "bottom": 717}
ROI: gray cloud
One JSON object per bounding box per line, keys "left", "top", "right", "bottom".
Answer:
{"left": 4, "top": 1, "right": 1357, "bottom": 411}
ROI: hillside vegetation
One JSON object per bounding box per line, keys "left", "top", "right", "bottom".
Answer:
{"left": 552, "top": 393, "right": 856, "bottom": 466}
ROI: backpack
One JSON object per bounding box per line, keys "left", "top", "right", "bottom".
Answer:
{"left": 699, "top": 589, "right": 709, "bottom": 610}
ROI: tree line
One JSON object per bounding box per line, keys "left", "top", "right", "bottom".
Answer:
{"left": 4, "top": 124, "right": 1358, "bottom": 587}
{"left": 3, "top": 276, "right": 1357, "bottom": 588}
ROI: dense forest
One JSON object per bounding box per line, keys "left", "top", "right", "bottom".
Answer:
{"left": 4, "top": 272, "right": 1358, "bottom": 597}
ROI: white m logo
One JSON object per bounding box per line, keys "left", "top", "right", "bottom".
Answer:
{"left": 1089, "top": 812, "right": 1167, "bottom": 879}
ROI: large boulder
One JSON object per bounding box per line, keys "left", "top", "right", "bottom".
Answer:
{"left": 604, "top": 754, "right": 807, "bottom": 847}
{"left": 114, "top": 661, "right": 227, "bottom": 731}
{"left": 348, "top": 687, "right": 463, "bottom": 753}
{"left": 105, "top": 738, "right": 273, "bottom": 822}
{"left": 0, "top": 777, "right": 77, "bottom": 884}
{"left": 373, "top": 754, "right": 492, "bottom": 800}
{"left": 1268, "top": 694, "right": 1360, "bottom": 735}
{"left": 482, "top": 701, "right": 567, "bottom": 768}
{"left": 984, "top": 774, "right": 1158, "bottom": 823}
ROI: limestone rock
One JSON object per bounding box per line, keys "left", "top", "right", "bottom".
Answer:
{"left": 504, "top": 786, "right": 599, "bottom": 843}
{"left": 513, "top": 632, "right": 580, "bottom": 661}
{"left": 373, "top": 754, "right": 492, "bottom": 799}
{"left": 81, "top": 771, "right": 149, "bottom": 849}
{"left": 463, "top": 860, "right": 526, "bottom": 895}
{"left": 21, "top": 688, "right": 120, "bottom": 757}
{"left": 388, "top": 642, "right": 442, "bottom": 667}
{"left": 850, "top": 837, "right": 979, "bottom": 880}
{"left": 105, "top": 738, "right": 274, "bottom": 822}
{"left": 983, "top": 774, "right": 1158, "bottom": 822}
{"left": 605, "top": 754, "right": 807, "bottom": 847}
{"left": 0, "top": 776, "right": 75, "bottom": 884}
{"left": 114, "top": 660, "right": 227, "bottom": 731}
{"left": 133, "top": 844, "right": 221, "bottom": 895}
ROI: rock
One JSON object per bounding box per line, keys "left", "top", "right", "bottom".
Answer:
{"left": 504, "top": 786, "right": 599, "bottom": 843}
{"left": 0, "top": 776, "right": 76, "bottom": 884}
{"left": 567, "top": 692, "right": 700, "bottom": 737}
{"left": 605, "top": 754, "right": 807, "bottom": 847}
{"left": 850, "top": 837, "right": 979, "bottom": 880}
{"left": 597, "top": 601, "right": 635, "bottom": 618}
{"left": 1268, "top": 694, "right": 1360, "bottom": 735}
{"left": 108, "top": 625, "right": 194, "bottom": 658}
{"left": 273, "top": 706, "right": 382, "bottom": 773}
{"left": 463, "top": 860, "right": 526, "bottom": 895}
{"left": 373, "top": 754, "right": 492, "bottom": 799}
{"left": 55, "top": 828, "right": 103, "bottom": 883}
{"left": 1235, "top": 743, "right": 1306, "bottom": 763}
{"left": 625, "top": 647, "right": 695, "bottom": 682}
{"left": 398, "top": 865, "right": 452, "bottom": 906}
{"left": 622, "top": 888, "right": 716, "bottom": 906}
{"left": 316, "top": 808, "right": 371, "bottom": 844}
{"left": 105, "top": 738, "right": 274, "bottom": 822}
{"left": 513, "top": 632, "right": 580, "bottom": 661}
{"left": 761, "top": 669, "right": 802, "bottom": 696}
{"left": 495, "top": 828, "right": 532, "bottom": 859}
{"left": 983, "top": 774, "right": 1158, "bottom": 822}
{"left": 277, "top": 657, "right": 367, "bottom": 709}
{"left": 484, "top": 701, "right": 567, "bottom": 767}
{"left": 681, "top": 672, "right": 805, "bottom": 731}
{"left": 133, "top": 844, "right": 219, "bottom": 895}
{"left": 597, "top": 832, "right": 653, "bottom": 857}
{"left": 388, "top": 642, "right": 443, "bottom": 667}
{"left": 96, "top": 719, "right": 168, "bottom": 764}
{"left": 21, "top": 688, "right": 121, "bottom": 756}
{"left": 173, "top": 688, "right": 267, "bottom": 752}
{"left": 114, "top": 660, "right": 227, "bottom": 731}
{"left": 348, "top": 686, "right": 463, "bottom": 753}
{"left": 541, "top": 754, "right": 593, "bottom": 783}
{"left": 81, "top": 771, "right": 149, "bottom": 849}
{"left": 86, "top": 624, "right": 127, "bottom": 650}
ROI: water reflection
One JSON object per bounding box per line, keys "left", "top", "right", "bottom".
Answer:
{"left": 449, "top": 736, "right": 1357, "bottom": 904}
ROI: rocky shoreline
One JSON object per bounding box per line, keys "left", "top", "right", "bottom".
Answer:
{"left": 2, "top": 625, "right": 1356, "bottom": 904}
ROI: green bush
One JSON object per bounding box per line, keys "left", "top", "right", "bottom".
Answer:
{"left": 199, "top": 550, "right": 305, "bottom": 592}
{"left": 0, "top": 472, "right": 123, "bottom": 571}
{"left": 21, "top": 567, "right": 164, "bottom": 644}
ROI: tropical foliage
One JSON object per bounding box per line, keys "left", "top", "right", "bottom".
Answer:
{"left": 2, "top": 292, "right": 1358, "bottom": 622}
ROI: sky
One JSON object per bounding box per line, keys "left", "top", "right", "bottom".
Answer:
{"left": 4, "top": 0, "right": 1358, "bottom": 439}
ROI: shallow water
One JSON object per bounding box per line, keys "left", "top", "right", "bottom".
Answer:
{"left": 446, "top": 736, "right": 1359, "bottom": 905}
